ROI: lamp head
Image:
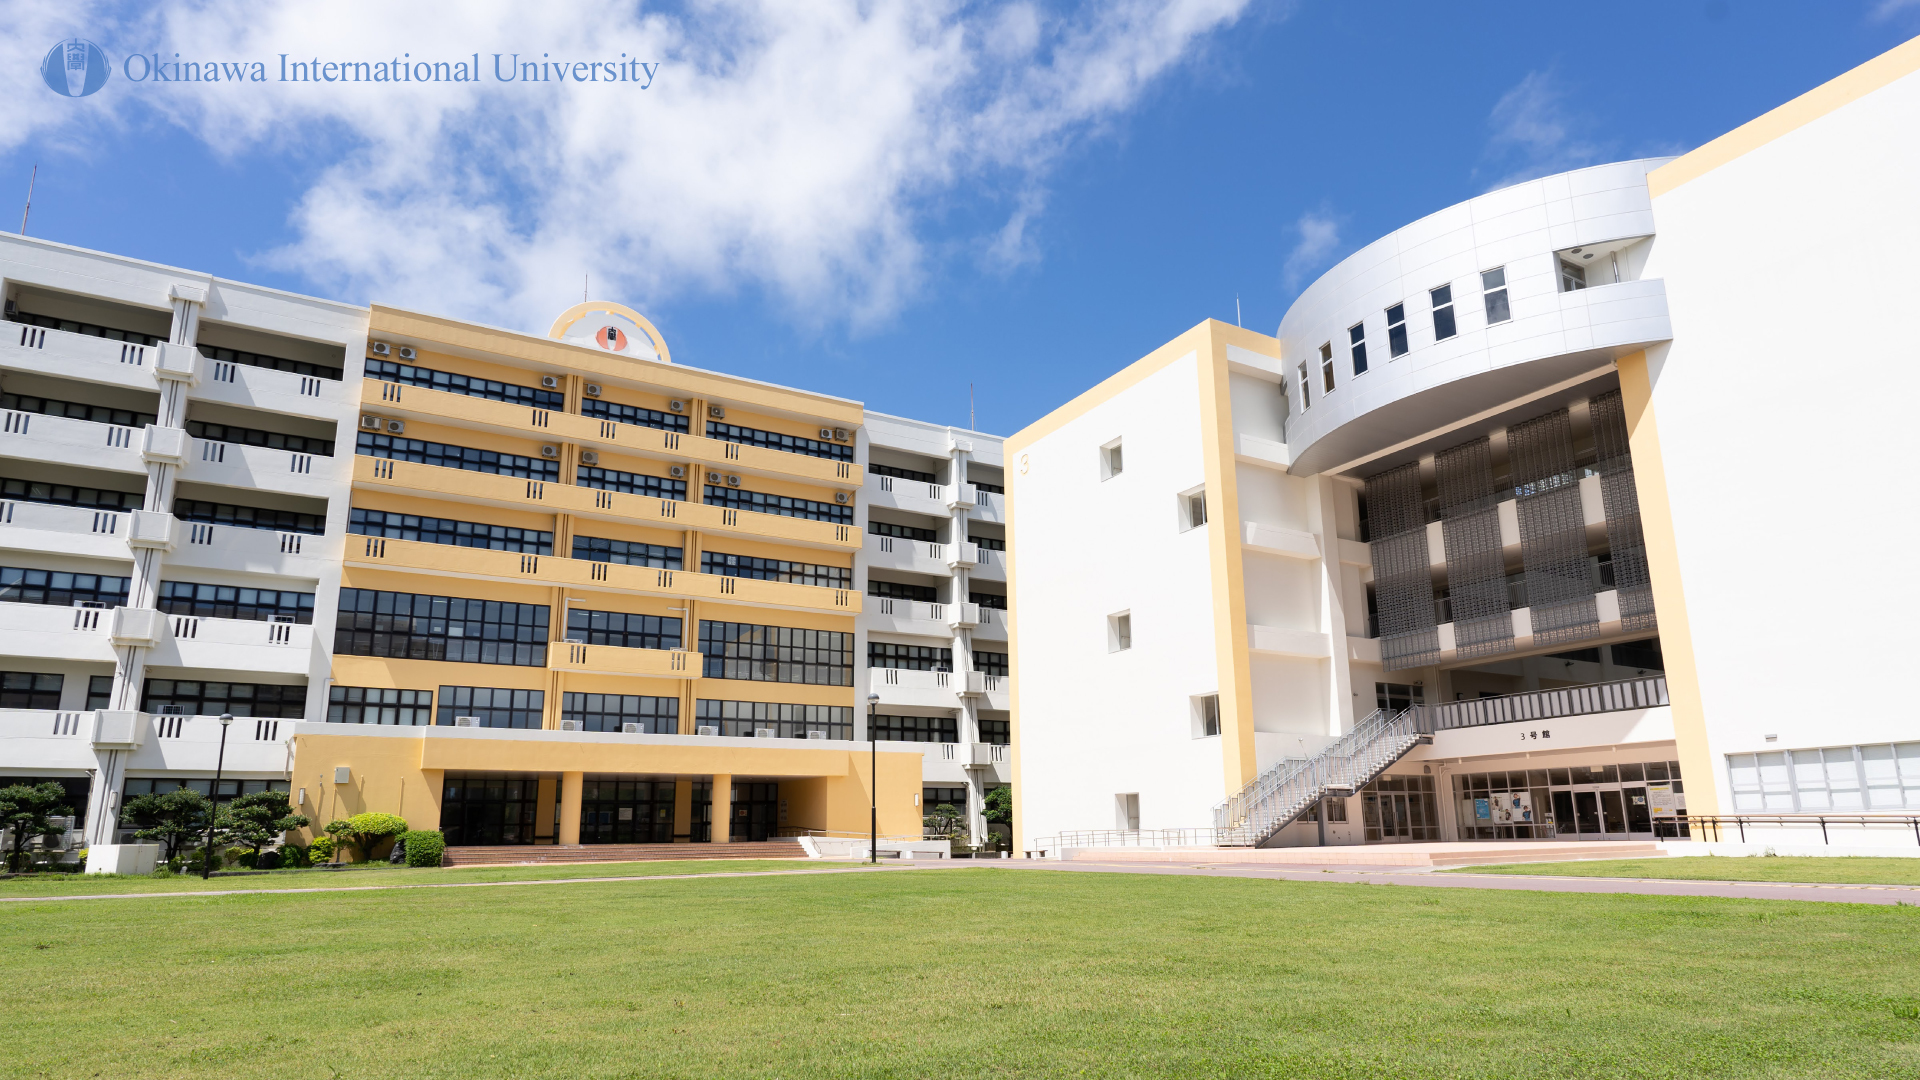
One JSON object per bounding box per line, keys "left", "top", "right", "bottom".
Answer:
{"left": 867, "top": 693, "right": 880, "bottom": 704}
{"left": 219, "top": 712, "right": 234, "bottom": 727}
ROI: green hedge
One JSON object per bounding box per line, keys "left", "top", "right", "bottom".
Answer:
{"left": 401, "top": 830, "right": 445, "bottom": 868}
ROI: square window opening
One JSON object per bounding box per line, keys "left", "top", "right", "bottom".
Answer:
{"left": 1100, "top": 438, "right": 1124, "bottom": 481}
{"left": 1108, "top": 611, "right": 1132, "bottom": 653}
{"left": 1192, "top": 693, "right": 1221, "bottom": 739}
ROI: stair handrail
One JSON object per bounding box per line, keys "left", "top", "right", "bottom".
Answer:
{"left": 1212, "top": 707, "right": 1434, "bottom": 842}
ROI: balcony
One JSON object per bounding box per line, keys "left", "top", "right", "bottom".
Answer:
{"left": 0, "top": 601, "right": 116, "bottom": 662}
{"left": 352, "top": 455, "right": 861, "bottom": 552}
{"left": 347, "top": 535, "right": 859, "bottom": 615}
{"left": 548, "top": 641, "right": 700, "bottom": 677}
{"left": 862, "top": 596, "right": 952, "bottom": 637}
{"left": 0, "top": 708, "right": 102, "bottom": 771}
{"left": 969, "top": 547, "right": 1006, "bottom": 582}
{"left": 364, "top": 380, "right": 861, "bottom": 487}
{"left": 192, "top": 357, "right": 343, "bottom": 420}
{"left": 970, "top": 488, "right": 1004, "bottom": 524}
{"left": 147, "top": 614, "right": 315, "bottom": 676}
{"left": 2, "top": 321, "right": 167, "bottom": 396}
{"left": 869, "top": 666, "right": 961, "bottom": 709}
{"left": 970, "top": 605, "right": 1008, "bottom": 642}
{"left": 179, "top": 436, "right": 343, "bottom": 500}
{"left": 865, "top": 533, "right": 950, "bottom": 577}
{"left": 863, "top": 472, "right": 1004, "bottom": 524}
{"left": 0, "top": 500, "right": 334, "bottom": 575}
{"left": 0, "top": 411, "right": 145, "bottom": 476}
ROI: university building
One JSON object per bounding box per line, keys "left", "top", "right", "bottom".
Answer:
{"left": 1010, "top": 39, "right": 1920, "bottom": 853}
{"left": 0, "top": 242, "right": 1008, "bottom": 865}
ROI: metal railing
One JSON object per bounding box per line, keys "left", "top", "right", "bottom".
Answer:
{"left": 1211, "top": 707, "right": 1432, "bottom": 845}
{"left": 1035, "top": 828, "right": 1251, "bottom": 851}
{"left": 1689, "top": 814, "right": 1920, "bottom": 846}
{"left": 1413, "top": 676, "right": 1667, "bottom": 732}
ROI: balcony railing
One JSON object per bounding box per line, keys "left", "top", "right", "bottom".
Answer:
{"left": 1414, "top": 675, "right": 1667, "bottom": 731}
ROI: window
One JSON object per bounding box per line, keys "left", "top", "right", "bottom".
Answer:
{"left": 3, "top": 393, "right": 155, "bottom": 429}
{"left": 1297, "top": 362, "right": 1311, "bottom": 410}
{"left": 1, "top": 479, "right": 142, "bottom": 511}
{"left": 869, "top": 520, "right": 938, "bottom": 543}
{"left": 924, "top": 785, "right": 969, "bottom": 809}
{"left": 874, "top": 714, "right": 958, "bottom": 743}
{"left": 579, "top": 776, "right": 677, "bottom": 844}
{"left": 1610, "top": 638, "right": 1664, "bottom": 672}
{"left": 696, "top": 699, "right": 853, "bottom": 740}
{"left": 436, "top": 686, "right": 545, "bottom": 728}
{"left": 968, "top": 590, "right": 1007, "bottom": 610}
{"left": 1194, "top": 693, "right": 1220, "bottom": 738}
{"left": 334, "top": 587, "right": 550, "bottom": 666}
{"left": 869, "top": 642, "right": 951, "bottom": 671}
{"left": 1430, "top": 284, "right": 1457, "bottom": 341}
{"left": 351, "top": 508, "right": 553, "bottom": 555}
{"left": 174, "top": 498, "right": 325, "bottom": 535}
{"left": 1116, "top": 792, "right": 1140, "bottom": 831}
{"left": 705, "top": 421, "right": 852, "bottom": 462}
{"left": 1100, "top": 439, "right": 1124, "bottom": 480}
{"left": 0, "top": 672, "right": 63, "bottom": 710}
{"left": 8, "top": 310, "right": 162, "bottom": 347}
{"left": 973, "top": 650, "right": 1009, "bottom": 676}
{"left": 158, "top": 582, "right": 315, "bottom": 623}
{"left": 186, "top": 421, "right": 334, "bottom": 456}
{"left": 969, "top": 533, "right": 1005, "bottom": 551}
{"left": 580, "top": 397, "right": 688, "bottom": 434}
{"left": 971, "top": 479, "right": 1005, "bottom": 495}
{"left": 0, "top": 566, "right": 129, "bottom": 607}
{"left": 1181, "top": 488, "right": 1208, "bottom": 531}
{"left": 566, "top": 609, "right": 682, "bottom": 651}
{"left": 1349, "top": 322, "right": 1368, "bottom": 376}
{"left": 979, "top": 718, "right": 1010, "bottom": 745}
{"left": 869, "top": 579, "right": 938, "bottom": 603}
{"left": 143, "top": 679, "right": 306, "bottom": 718}
{"left": 572, "top": 535, "right": 683, "bottom": 569}
{"left": 1729, "top": 743, "right": 1920, "bottom": 812}
{"left": 1375, "top": 682, "right": 1425, "bottom": 713}
{"left": 439, "top": 773, "right": 542, "bottom": 845}
{"left": 698, "top": 621, "right": 852, "bottom": 685}
{"left": 701, "top": 551, "right": 849, "bottom": 589}
{"left": 576, "top": 467, "right": 685, "bottom": 500}
{"left": 1319, "top": 342, "right": 1335, "bottom": 394}
{"left": 86, "top": 675, "right": 112, "bottom": 710}
{"left": 1386, "top": 304, "right": 1409, "bottom": 358}
{"left": 562, "top": 692, "right": 678, "bottom": 734}
{"left": 703, "top": 485, "right": 851, "bottom": 524}
{"left": 328, "top": 686, "right": 432, "bottom": 725}
{"left": 364, "top": 358, "right": 562, "bottom": 409}
{"left": 1559, "top": 260, "right": 1587, "bottom": 293}
{"left": 356, "top": 432, "right": 558, "bottom": 482}
{"left": 870, "top": 463, "right": 937, "bottom": 483}
{"left": 1109, "top": 612, "right": 1132, "bottom": 652}
{"left": 1482, "top": 267, "right": 1511, "bottom": 325}
{"left": 201, "top": 342, "right": 341, "bottom": 381}
{"left": 1305, "top": 796, "right": 1349, "bottom": 823}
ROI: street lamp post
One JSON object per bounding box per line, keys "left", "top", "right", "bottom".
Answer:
{"left": 867, "top": 692, "right": 880, "bottom": 865}
{"left": 201, "top": 712, "right": 234, "bottom": 880}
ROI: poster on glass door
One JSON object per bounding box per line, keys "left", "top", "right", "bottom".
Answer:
{"left": 1491, "top": 792, "right": 1533, "bottom": 824}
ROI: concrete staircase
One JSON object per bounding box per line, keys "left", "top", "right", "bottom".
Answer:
{"left": 442, "top": 839, "right": 805, "bottom": 867}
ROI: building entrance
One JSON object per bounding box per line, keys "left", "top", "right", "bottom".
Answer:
{"left": 1360, "top": 775, "right": 1441, "bottom": 842}
{"left": 1454, "top": 759, "right": 1690, "bottom": 840}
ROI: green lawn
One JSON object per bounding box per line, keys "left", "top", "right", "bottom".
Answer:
{"left": 0, "top": 858, "right": 842, "bottom": 896}
{"left": 1448, "top": 856, "right": 1920, "bottom": 885}
{"left": 5, "top": 868, "right": 1919, "bottom": 1078}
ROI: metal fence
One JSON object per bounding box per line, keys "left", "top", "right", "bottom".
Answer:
{"left": 1035, "top": 828, "right": 1250, "bottom": 852}
{"left": 1688, "top": 814, "right": 1920, "bottom": 846}
{"left": 1413, "top": 676, "right": 1667, "bottom": 731}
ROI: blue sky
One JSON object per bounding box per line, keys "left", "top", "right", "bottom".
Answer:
{"left": 4, "top": 2, "right": 1914, "bottom": 435}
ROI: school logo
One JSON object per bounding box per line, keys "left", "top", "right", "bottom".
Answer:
{"left": 549, "top": 301, "right": 670, "bottom": 365}
{"left": 42, "top": 39, "right": 110, "bottom": 98}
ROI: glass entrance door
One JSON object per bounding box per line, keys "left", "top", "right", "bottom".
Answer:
{"left": 1573, "top": 791, "right": 1602, "bottom": 833}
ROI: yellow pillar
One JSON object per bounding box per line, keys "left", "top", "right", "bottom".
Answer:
{"left": 672, "top": 777, "right": 694, "bottom": 843}
{"left": 558, "top": 771, "right": 584, "bottom": 846}
{"left": 710, "top": 773, "right": 732, "bottom": 844}
{"left": 535, "top": 775, "right": 559, "bottom": 844}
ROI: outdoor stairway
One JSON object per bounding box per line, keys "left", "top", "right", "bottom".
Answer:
{"left": 442, "top": 839, "right": 805, "bottom": 866}
{"left": 1212, "top": 708, "right": 1432, "bottom": 847}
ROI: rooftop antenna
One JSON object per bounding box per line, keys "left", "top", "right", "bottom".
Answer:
{"left": 969, "top": 383, "right": 974, "bottom": 431}
{"left": 584, "top": 274, "right": 588, "bottom": 302}
{"left": 19, "top": 165, "right": 37, "bottom": 236}
{"left": 1235, "top": 293, "right": 1242, "bottom": 328}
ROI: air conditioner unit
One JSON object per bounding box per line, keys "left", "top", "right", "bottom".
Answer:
{"left": 73, "top": 600, "right": 107, "bottom": 609}
{"left": 559, "top": 719, "right": 584, "bottom": 731}
{"left": 708, "top": 404, "right": 725, "bottom": 419}
{"left": 834, "top": 428, "right": 849, "bottom": 441}
{"left": 369, "top": 342, "right": 391, "bottom": 356}
{"left": 725, "top": 475, "right": 740, "bottom": 487}
{"left": 540, "top": 375, "right": 560, "bottom": 389}
{"left": 621, "top": 722, "right": 643, "bottom": 734}
{"left": 819, "top": 427, "right": 834, "bottom": 440}
{"left": 539, "top": 445, "right": 558, "bottom": 459}
{"left": 706, "top": 471, "right": 722, "bottom": 484}
{"left": 453, "top": 716, "right": 480, "bottom": 728}
{"left": 668, "top": 465, "right": 685, "bottom": 479}
{"left": 754, "top": 727, "right": 777, "bottom": 738}
{"left": 360, "top": 415, "right": 383, "bottom": 430}
{"left": 160, "top": 705, "right": 188, "bottom": 715}
{"left": 584, "top": 383, "right": 602, "bottom": 397}
{"left": 696, "top": 725, "right": 719, "bottom": 736}
{"left": 580, "top": 451, "right": 599, "bottom": 466}
{"left": 833, "top": 492, "right": 848, "bottom": 504}
{"left": 385, "top": 419, "right": 405, "bottom": 434}
{"left": 668, "top": 400, "right": 685, "bottom": 413}
{"left": 397, "top": 346, "right": 416, "bottom": 360}
{"left": 268, "top": 614, "right": 296, "bottom": 624}
{"left": 806, "top": 729, "right": 828, "bottom": 740}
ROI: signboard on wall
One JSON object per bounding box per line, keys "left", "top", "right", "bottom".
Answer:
{"left": 1492, "top": 791, "right": 1533, "bottom": 825}
{"left": 1648, "top": 783, "right": 1680, "bottom": 817}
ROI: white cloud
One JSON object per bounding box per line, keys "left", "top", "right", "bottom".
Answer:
{"left": 1477, "top": 70, "right": 1604, "bottom": 192}
{"left": 1871, "top": 0, "right": 1920, "bottom": 19}
{"left": 0, "top": 0, "right": 1249, "bottom": 332}
{"left": 1282, "top": 207, "right": 1340, "bottom": 290}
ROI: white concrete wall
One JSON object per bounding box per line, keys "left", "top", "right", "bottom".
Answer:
{"left": 1644, "top": 65, "right": 1920, "bottom": 810}
{"left": 1011, "top": 353, "right": 1227, "bottom": 845}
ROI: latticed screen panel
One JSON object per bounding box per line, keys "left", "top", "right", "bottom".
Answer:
{"left": 1590, "top": 389, "right": 1657, "bottom": 633}
{"left": 1507, "top": 408, "right": 1599, "bottom": 647}
{"left": 1365, "top": 462, "right": 1438, "bottom": 670}
{"left": 1435, "top": 437, "right": 1512, "bottom": 659}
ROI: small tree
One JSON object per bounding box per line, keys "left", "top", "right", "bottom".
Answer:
{"left": 325, "top": 813, "right": 409, "bottom": 863}
{"left": 218, "top": 790, "right": 310, "bottom": 867}
{"left": 923, "top": 802, "right": 968, "bottom": 839}
{"left": 0, "top": 782, "right": 71, "bottom": 870}
{"left": 122, "top": 788, "right": 212, "bottom": 861}
{"left": 984, "top": 786, "right": 1012, "bottom": 826}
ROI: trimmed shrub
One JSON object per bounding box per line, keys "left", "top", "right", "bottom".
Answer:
{"left": 308, "top": 835, "right": 336, "bottom": 862}
{"left": 401, "top": 830, "right": 445, "bottom": 868}
{"left": 325, "top": 813, "right": 409, "bottom": 863}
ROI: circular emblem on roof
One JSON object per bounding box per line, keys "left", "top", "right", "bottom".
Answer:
{"left": 549, "top": 302, "right": 669, "bottom": 365}
{"left": 43, "top": 39, "right": 110, "bottom": 98}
